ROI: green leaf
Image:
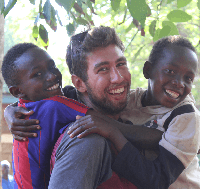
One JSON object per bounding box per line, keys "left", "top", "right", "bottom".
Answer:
{"left": 55, "top": 0, "right": 75, "bottom": 12}
{"left": 146, "top": 4, "right": 151, "bottom": 16}
{"left": 66, "top": 23, "right": 75, "bottom": 36}
{"left": 3, "top": 0, "right": 17, "bottom": 18}
{"left": 43, "top": 0, "right": 51, "bottom": 22}
{"left": 50, "top": 5, "right": 57, "bottom": 31}
{"left": 159, "top": 25, "right": 171, "bottom": 38}
{"left": 198, "top": 0, "right": 200, "bottom": 10}
{"left": 39, "top": 0, "right": 42, "bottom": 13}
{"left": 167, "top": 10, "right": 192, "bottom": 22}
{"left": 29, "top": 0, "right": 35, "bottom": 5}
{"left": 0, "top": 0, "right": 4, "bottom": 13}
{"left": 111, "top": 0, "right": 121, "bottom": 12}
{"left": 153, "top": 28, "right": 161, "bottom": 42}
{"left": 32, "top": 25, "right": 39, "bottom": 40}
{"left": 167, "top": 0, "right": 175, "bottom": 4}
{"left": 149, "top": 20, "right": 156, "bottom": 37}
{"left": 76, "top": 17, "right": 88, "bottom": 26}
{"left": 86, "top": 0, "right": 93, "bottom": 10}
{"left": 177, "top": 0, "right": 192, "bottom": 8}
{"left": 126, "top": 0, "right": 148, "bottom": 28}
{"left": 77, "top": 0, "right": 82, "bottom": 9}
{"left": 39, "top": 24, "right": 48, "bottom": 45}
{"left": 162, "top": 21, "right": 179, "bottom": 35}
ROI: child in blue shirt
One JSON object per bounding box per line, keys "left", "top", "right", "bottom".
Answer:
{"left": 1, "top": 43, "right": 89, "bottom": 189}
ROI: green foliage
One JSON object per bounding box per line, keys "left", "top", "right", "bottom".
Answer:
{"left": 111, "top": 0, "right": 121, "bottom": 12}
{"left": 56, "top": 0, "right": 75, "bottom": 12}
{"left": 167, "top": 10, "right": 192, "bottom": 22}
{"left": 127, "top": 0, "right": 148, "bottom": 28}
{"left": 3, "top": 0, "right": 17, "bottom": 17}
{"left": 177, "top": 0, "right": 192, "bottom": 8}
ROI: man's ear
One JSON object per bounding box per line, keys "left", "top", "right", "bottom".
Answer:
{"left": 143, "top": 61, "right": 153, "bottom": 79}
{"left": 71, "top": 74, "right": 87, "bottom": 93}
{"left": 9, "top": 86, "right": 26, "bottom": 99}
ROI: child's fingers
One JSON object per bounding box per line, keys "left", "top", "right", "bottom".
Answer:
{"left": 76, "top": 115, "right": 83, "bottom": 120}
{"left": 12, "top": 130, "right": 38, "bottom": 138}
{"left": 68, "top": 118, "right": 92, "bottom": 133}
{"left": 68, "top": 123, "right": 93, "bottom": 138}
{"left": 77, "top": 129, "right": 96, "bottom": 138}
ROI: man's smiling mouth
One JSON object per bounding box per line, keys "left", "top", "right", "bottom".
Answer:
{"left": 166, "top": 89, "right": 180, "bottom": 99}
{"left": 109, "top": 87, "right": 125, "bottom": 94}
{"left": 47, "top": 83, "right": 60, "bottom": 91}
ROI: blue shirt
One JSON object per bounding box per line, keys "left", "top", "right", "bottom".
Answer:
{"left": 2, "top": 175, "right": 14, "bottom": 189}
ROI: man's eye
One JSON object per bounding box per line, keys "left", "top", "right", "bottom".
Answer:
{"left": 98, "top": 67, "right": 108, "bottom": 73}
{"left": 117, "top": 62, "right": 126, "bottom": 67}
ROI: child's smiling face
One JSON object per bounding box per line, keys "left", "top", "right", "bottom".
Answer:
{"left": 144, "top": 45, "right": 198, "bottom": 108}
{"left": 15, "top": 47, "right": 63, "bottom": 101}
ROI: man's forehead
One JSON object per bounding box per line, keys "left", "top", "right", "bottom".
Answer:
{"left": 86, "top": 45, "right": 124, "bottom": 65}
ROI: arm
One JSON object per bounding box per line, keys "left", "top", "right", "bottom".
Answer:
{"left": 69, "top": 109, "right": 163, "bottom": 150}
{"left": 67, "top": 112, "right": 184, "bottom": 189}
{"left": 112, "top": 142, "right": 184, "bottom": 189}
{"left": 4, "top": 86, "right": 78, "bottom": 141}
{"left": 4, "top": 103, "right": 40, "bottom": 141}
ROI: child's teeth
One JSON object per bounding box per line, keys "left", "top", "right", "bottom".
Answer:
{"left": 47, "top": 83, "right": 59, "bottom": 91}
{"left": 166, "top": 90, "right": 179, "bottom": 98}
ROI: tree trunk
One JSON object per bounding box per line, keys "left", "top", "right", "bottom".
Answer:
{"left": 0, "top": 14, "right": 4, "bottom": 189}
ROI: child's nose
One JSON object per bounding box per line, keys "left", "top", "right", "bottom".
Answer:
{"left": 171, "top": 78, "right": 185, "bottom": 88}
{"left": 46, "top": 72, "right": 56, "bottom": 81}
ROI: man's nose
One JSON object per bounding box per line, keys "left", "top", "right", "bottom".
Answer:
{"left": 110, "top": 67, "right": 124, "bottom": 83}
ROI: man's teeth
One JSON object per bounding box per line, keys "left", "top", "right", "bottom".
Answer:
{"left": 110, "top": 87, "right": 124, "bottom": 94}
{"left": 166, "top": 90, "right": 179, "bottom": 99}
{"left": 47, "top": 83, "right": 59, "bottom": 91}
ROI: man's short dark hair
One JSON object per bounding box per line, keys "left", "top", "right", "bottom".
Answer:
{"left": 2, "top": 43, "right": 37, "bottom": 87}
{"left": 66, "top": 26, "right": 125, "bottom": 82}
{"left": 148, "top": 35, "right": 196, "bottom": 65}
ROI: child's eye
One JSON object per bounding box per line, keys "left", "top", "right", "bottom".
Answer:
{"left": 34, "top": 72, "right": 42, "bottom": 77}
{"left": 166, "top": 69, "right": 175, "bottom": 74}
{"left": 185, "top": 76, "right": 193, "bottom": 82}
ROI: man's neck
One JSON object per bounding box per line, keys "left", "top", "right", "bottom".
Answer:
{"left": 81, "top": 95, "right": 120, "bottom": 120}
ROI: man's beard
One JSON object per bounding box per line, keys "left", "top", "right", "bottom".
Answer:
{"left": 86, "top": 83, "right": 130, "bottom": 116}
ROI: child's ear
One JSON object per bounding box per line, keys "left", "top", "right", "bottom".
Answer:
{"left": 9, "top": 86, "right": 26, "bottom": 99}
{"left": 143, "top": 61, "right": 153, "bottom": 79}
{"left": 71, "top": 74, "right": 87, "bottom": 93}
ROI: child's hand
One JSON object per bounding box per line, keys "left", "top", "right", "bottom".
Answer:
{"left": 4, "top": 104, "right": 40, "bottom": 141}
{"left": 68, "top": 111, "right": 128, "bottom": 152}
{"left": 67, "top": 114, "right": 116, "bottom": 140}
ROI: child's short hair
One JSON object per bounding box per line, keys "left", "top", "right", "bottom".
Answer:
{"left": 2, "top": 43, "right": 37, "bottom": 87}
{"left": 148, "top": 36, "right": 196, "bottom": 65}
